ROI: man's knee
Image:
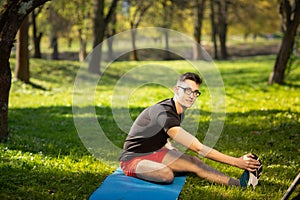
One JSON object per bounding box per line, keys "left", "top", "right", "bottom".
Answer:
{"left": 184, "top": 155, "right": 206, "bottom": 172}
{"left": 160, "top": 167, "right": 174, "bottom": 183}
{"left": 136, "top": 161, "right": 174, "bottom": 183}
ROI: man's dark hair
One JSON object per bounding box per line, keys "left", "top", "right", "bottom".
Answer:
{"left": 178, "top": 72, "right": 202, "bottom": 85}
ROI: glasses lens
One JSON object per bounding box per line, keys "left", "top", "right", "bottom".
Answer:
{"left": 184, "top": 88, "right": 192, "bottom": 95}
{"left": 178, "top": 86, "right": 200, "bottom": 97}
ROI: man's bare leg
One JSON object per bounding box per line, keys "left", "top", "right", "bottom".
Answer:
{"left": 134, "top": 150, "right": 240, "bottom": 186}
{"left": 162, "top": 150, "right": 240, "bottom": 186}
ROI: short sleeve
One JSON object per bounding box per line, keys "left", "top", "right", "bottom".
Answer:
{"left": 152, "top": 104, "right": 181, "bottom": 132}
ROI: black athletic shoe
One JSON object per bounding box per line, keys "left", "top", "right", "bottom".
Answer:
{"left": 251, "top": 154, "right": 262, "bottom": 179}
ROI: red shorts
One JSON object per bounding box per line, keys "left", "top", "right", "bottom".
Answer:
{"left": 120, "top": 148, "right": 170, "bottom": 177}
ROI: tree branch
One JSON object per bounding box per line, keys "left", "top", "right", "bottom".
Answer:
{"left": 105, "top": 0, "right": 119, "bottom": 25}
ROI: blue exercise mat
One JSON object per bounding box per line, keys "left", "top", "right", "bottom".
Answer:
{"left": 89, "top": 167, "right": 187, "bottom": 200}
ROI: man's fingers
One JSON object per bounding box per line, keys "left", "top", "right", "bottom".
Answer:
{"left": 246, "top": 161, "right": 261, "bottom": 170}
{"left": 248, "top": 168, "right": 256, "bottom": 172}
{"left": 249, "top": 158, "right": 261, "bottom": 165}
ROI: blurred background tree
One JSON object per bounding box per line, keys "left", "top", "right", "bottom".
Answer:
{"left": 268, "top": 0, "right": 300, "bottom": 85}
{"left": 88, "top": 0, "right": 119, "bottom": 74}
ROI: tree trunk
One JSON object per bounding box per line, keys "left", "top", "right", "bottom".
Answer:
{"left": 161, "top": 0, "right": 173, "bottom": 60}
{"left": 164, "top": 29, "right": 170, "bottom": 60}
{"left": 31, "top": 10, "right": 42, "bottom": 58}
{"left": 78, "top": 29, "right": 87, "bottom": 62}
{"left": 107, "top": 36, "right": 114, "bottom": 61}
{"left": 107, "top": 13, "right": 117, "bottom": 61}
{"left": 14, "top": 16, "right": 30, "bottom": 83}
{"left": 210, "top": 0, "right": 218, "bottom": 59}
{"left": 0, "top": 0, "right": 49, "bottom": 142}
{"left": 193, "top": 0, "right": 206, "bottom": 60}
{"left": 128, "top": 1, "right": 152, "bottom": 61}
{"left": 89, "top": 0, "right": 104, "bottom": 74}
{"left": 130, "top": 27, "right": 138, "bottom": 61}
{"left": 88, "top": 0, "right": 119, "bottom": 74}
{"left": 0, "top": 61, "right": 11, "bottom": 142}
{"left": 79, "top": 38, "right": 87, "bottom": 62}
{"left": 51, "top": 35, "right": 59, "bottom": 60}
{"left": 269, "top": 0, "right": 300, "bottom": 84}
{"left": 217, "top": 0, "right": 228, "bottom": 59}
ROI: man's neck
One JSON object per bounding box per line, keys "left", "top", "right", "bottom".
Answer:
{"left": 173, "top": 97, "right": 186, "bottom": 114}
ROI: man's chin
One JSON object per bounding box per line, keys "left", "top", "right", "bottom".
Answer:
{"left": 183, "top": 103, "right": 193, "bottom": 108}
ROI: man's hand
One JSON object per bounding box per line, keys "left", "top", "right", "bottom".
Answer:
{"left": 234, "top": 153, "right": 261, "bottom": 171}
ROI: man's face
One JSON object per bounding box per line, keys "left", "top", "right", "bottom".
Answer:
{"left": 175, "top": 79, "right": 200, "bottom": 108}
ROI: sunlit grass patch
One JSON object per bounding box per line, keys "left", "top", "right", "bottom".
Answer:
{"left": 2, "top": 56, "right": 300, "bottom": 199}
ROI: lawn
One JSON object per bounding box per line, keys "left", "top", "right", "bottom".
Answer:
{"left": 0, "top": 55, "right": 299, "bottom": 199}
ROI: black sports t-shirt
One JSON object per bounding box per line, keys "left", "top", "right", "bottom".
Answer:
{"left": 119, "top": 98, "right": 182, "bottom": 161}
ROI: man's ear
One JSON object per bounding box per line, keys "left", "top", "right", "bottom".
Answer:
{"left": 173, "top": 86, "right": 179, "bottom": 95}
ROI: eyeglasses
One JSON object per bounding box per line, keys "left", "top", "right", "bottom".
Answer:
{"left": 177, "top": 86, "right": 201, "bottom": 97}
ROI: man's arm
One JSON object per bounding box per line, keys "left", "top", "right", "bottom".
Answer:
{"left": 167, "top": 126, "right": 260, "bottom": 171}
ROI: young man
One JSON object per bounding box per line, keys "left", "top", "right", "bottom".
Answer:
{"left": 119, "top": 72, "right": 261, "bottom": 187}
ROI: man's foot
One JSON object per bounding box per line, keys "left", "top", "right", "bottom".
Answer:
{"left": 239, "top": 154, "right": 262, "bottom": 189}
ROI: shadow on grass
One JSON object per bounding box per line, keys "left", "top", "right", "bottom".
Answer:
{"left": 282, "top": 82, "right": 300, "bottom": 89}
{"left": 6, "top": 105, "right": 299, "bottom": 161}
{"left": 6, "top": 105, "right": 143, "bottom": 158}
{"left": 0, "top": 158, "right": 110, "bottom": 199}
{"left": 34, "top": 60, "right": 79, "bottom": 83}
{"left": 28, "top": 81, "right": 48, "bottom": 91}
{"left": 3, "top": 105, "right": 299, "bottom": 199}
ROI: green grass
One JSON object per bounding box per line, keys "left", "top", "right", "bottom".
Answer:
{"left": 1, "top": 55, "right": 299, "bottom": 199}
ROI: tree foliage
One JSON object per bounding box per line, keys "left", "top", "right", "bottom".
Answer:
{"left": 228, "top": 0, "right": 280, "bottom": 36}
{"left": 51, "top": 0, "right": 93, "bottom": 60}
